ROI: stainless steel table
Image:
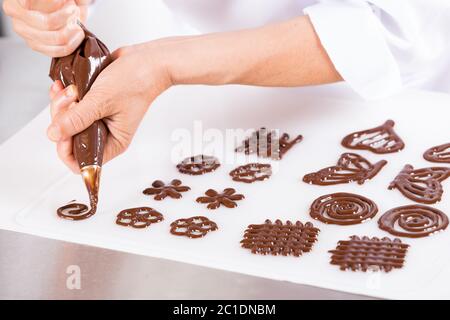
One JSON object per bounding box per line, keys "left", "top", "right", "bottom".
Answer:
{"left": 0, "top": 39, "right": 369, "bottom": 300}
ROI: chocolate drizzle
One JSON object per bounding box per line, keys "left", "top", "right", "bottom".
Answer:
{"left": 423, "top": 143, "right": 450, "bottom": 164}
{"left": 196, "top": 188, "right": 245, "bottom": 209}
{"left": 176, "top": 155, "right": 220, "bottom": 175}
{"left": 388, "top": 164, "right": 450, "bottom": 204}
{"left": 309, "top": 192, "right": 378, "bottom": 225}
{"left": 229, "top": 163, "right": 272, "bottom": 183}
{"left": 143, "top": 179, "right": 190, "bottom": 200}
{"left": 57, "top": 202, "right": 93, "bottom": 221}
{"left": 341, "top": 120, "right": 405, "bottom": 154}
{"left": 170, "top": 216, "right": 218, "bottom": 238}
{"left": 303, "top": 153, "right": 387, "bottom": 186}
{"left": 329, "top": 236, "right": 409, "bottom": 272}
{"left": 235, "top": 127, "right": 303, "bottom": 160}
{"left": 116, "top": 207, "right": 164, "bottom": 229}
{"left": 240, "top": 219, "right": 320, "bottom": 257}
{"left": 50, "top": 24, "right": 112, "bottom": 219}
{"left": 378, "top": 205, "right": 449, "bottom": 238}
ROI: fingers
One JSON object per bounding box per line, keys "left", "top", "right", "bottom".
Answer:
{"left": 49, "top": 84, "right": 78, "bottom": 119}
{"left": 49, "top": 81, "right": 64, "bottom": 100}
{"left": 56, "top": 138, "right": 80, "bottom": 173}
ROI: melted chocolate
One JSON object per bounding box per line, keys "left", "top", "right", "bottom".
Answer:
{"left": 423, "top": 143, "right": 450, "bottom": 163}
{"left": 229, "top": 163, "right": 272, "bottom": 183}
{"left": 170, "top": 216, "right": 218, "bottom": 238}
{"left": 309, "top": 192, "right": 378, "bottom": 225}
{"left": 329, "top": 236, "right": 409, "bottom": 272}
{"left": 388, "top": 164, "right": 450, "bottom": 204}
{"left": 176, "top": 155, "right": 220, "bottom": 175}
{"left": 235, "top": 127, "right": 303, "bottom": 160}
{"left": 303, "top": 153, "right": 387, "bottom": 186}
{"left": 378, "top": 205, "right": 449, "bottom": 238}
{"left": 341, "top": 120, "right": 405, "bottom": 154}
{"left": 51, "top": 24, "right": 112, "bottom": 219}
{"left": 196, "top": 188, "right": 244, "bottom": 209}
{"left": 143, "top": 179, "right": 190, "bottom": 200}
{"left": 57, "top": 202, "right": 94, "bottom": 221}
{"left": 240, "top": 219, "right": 320, "bottom": 257}
{"left": 116, "top": 207, "right": 164, "bottom": 229}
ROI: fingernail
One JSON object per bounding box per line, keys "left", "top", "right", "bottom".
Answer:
{"left": 65, "top": 85, "right": 76, "bottom": 98}
{"left": 48, "top": 125, "right": 62, "bottom": 141}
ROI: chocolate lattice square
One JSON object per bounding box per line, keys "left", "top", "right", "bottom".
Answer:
{"left": 240, "top": 219, "right": 320, "bottom": 257}
{"left": 329, "top": 236, "right": 409, "bottom": 272}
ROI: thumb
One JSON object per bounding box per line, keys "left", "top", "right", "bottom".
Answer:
{"left": 47, "top": 94, "right": 105, "bottom": 142}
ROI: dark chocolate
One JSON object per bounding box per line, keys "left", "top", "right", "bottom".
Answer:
{"left": 235, "top": 127, "right": 302, "bottom": 160}
{"left": 329, "top": 236, "right": 409, "bottom": 272}
{"left": 176, "top": 155, "right": 220, "bottom": 175}
{"left": 303, "top": 153, "right": 387, "bottom": 186}
{"left": 309, "top": 192, "right": 378, "bottom": 225}
{"left": 341, "top": 120, "right": 405, "bottom": 154}
{"left": 196, "top": 188, "right": 244, "bottom": 209}
{"left": 50, "top": 24, "right": 112, "bottom": 219}
{"left": 170, "top": 216, "right": 218, "bottom": 238}
{"left": 143, "top": 179, "right": 190, "bottom": 200}
{"left": 57, "top": 202, "right": 93, "bottom": 221}
{"left": 240, "top": 219, "right": 320, "bottom": 257}
{"left": 116, "top": 207, "right": 164, "bottom": 229}
{"left": 423, "top": 143, "right": 450, "bottom": 164}
{"left": 229, "top": 163, "right": 272, "bottom": 183}
{"left": 388, "top": 164, "right": 450, "bottom": 204}
{"left": 378, "top": 205, "right": 448, "bottom": 238}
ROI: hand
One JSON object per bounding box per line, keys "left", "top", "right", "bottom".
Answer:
{"left": 2, "top": 0, "right": 93, "bottom": 57}
{"left": 47, "top": 44, "right": 172, "bottom": 173}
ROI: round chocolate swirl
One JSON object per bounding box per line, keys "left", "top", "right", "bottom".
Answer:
{"left": 310, "top": 192, "right": 378, "bottom": 225}
{"left": 423, "top": 143, "right": 450, "bottom": 164}
{"left": 378, "top": 205, "right": 449, "bottom": 238}
{"left": 176, "top": 155, "right": 220, "bottom": 175}
{"left": 57, "top": 203, "right": 93, "bottom": 221}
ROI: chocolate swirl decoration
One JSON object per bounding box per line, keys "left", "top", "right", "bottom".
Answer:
{"left": 116, "top": 207, "right": 163, "bottom": 229}
{"left": 378, "top": 205, "right": 449, "bottom": 238}
{"left": 341, "top": 120, "right": 405, "bottom": 154}
{"left": 229, "top": 163, "right": 272, "bottom": 183}
{"left": 303, "top": 153, "right": 387, "bottom": 186}
{"left": 310, "top": 192, "right": 378, "bottom": 225}
{"left": 423, "top": 143, "right": 450, "bottom": 164}
{"left": 176, "top": 155, "right": 220, "bottom": 175}
{"left": 57, "top": 203, "right": 93, "bottom": 221}
{"left": 170, "top": 216, "right": 218, "bottom": 238}
{"left": 388, "top": 164, "right": 450, "bottom": 204}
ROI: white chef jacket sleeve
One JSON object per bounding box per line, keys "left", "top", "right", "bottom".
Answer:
{"left": 304, "top": 0, "right": 449, "bottom": 100}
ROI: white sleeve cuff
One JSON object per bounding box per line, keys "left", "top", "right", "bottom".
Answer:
{"left": 304, "top": 1, "right": 402, "bottom": 100}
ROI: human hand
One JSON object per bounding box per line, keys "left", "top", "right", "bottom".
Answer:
{"left": 2, "top": 0, "right": 93, "bottom": 57}
{"left": 47, "top": 43, "right": 172, "bottom": 173}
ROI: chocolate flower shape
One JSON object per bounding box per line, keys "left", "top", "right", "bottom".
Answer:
{"left": 388, "top": 164, "right": 450, "bottom": 204}
{"left": 341, "top": 120, "right": 405, "bottom": 154}
{"left": 303, "top": 153, "right": 387, "bottom": 185}
{"left": 423, "top": 143, "right": 450, "bottom": 163}
{"left": 170, "top": 216, "right": 218, "bottom": 238}
{"left": 116, "top": 207, "right": 164, "bottom": 229}
{"left": 235, "top": 127, "right": 303, "bottom": 160}
{"left": 196, "top": 188, "right": 245, "bottom": 209}
{"left": 229, "top": 163, "right": 272, "bottom": 183}
{"left": 143, "top": 179, "right": 190, "bottom": 200}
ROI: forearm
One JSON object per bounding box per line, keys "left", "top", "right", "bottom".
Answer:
{"left": 163, "top": 15, "right": 342, "bottom": 87}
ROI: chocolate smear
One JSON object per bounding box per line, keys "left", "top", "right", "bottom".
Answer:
{"left": 116, "top": 207, "right": 164, "bottom": 229}
{"left": 378, "top": 205, "right": 448, "bottom": 238}
{"left": 170, "top": 216, "right": 218, "bottom": 238}
{"left": 423, "top": 143, "right": 450, "bottom": 164}
{"left": 303, "top": 153, "right": 387, "bottom": 186}
{"left": 341, "top": 120, "right": 405, "bottom": 154}
{"left": 51, "top": 23, "right": 112, "bottom": 219}
{"left": 143, "top": 179, "right": 190, "bottom": 200}
{"left": 329, "top": 236, "right": 409, "bottom": 272}
{"left": 229, "top": 163, "right": 272, "bottom": 183}
{"left": 196, "top": 188, "right": 244, "bottom": 209}
{"left": 388, "top": 164, "right": 450, "bottom": 204}
{"left": 241, "top": 219, "right": 319, "bottom": 257}
{"left": 176, "top": 155, "right": 220, "bottom": 175}
{"left": 309, "top": 192, "right": 378, "bottom": 225}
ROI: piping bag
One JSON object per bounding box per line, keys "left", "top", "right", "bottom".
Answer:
{"left": 49, "top": 23, "right": 112, "bottom": 220}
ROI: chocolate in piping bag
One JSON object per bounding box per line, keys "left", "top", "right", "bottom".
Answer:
{"left": 50, "top": 23, "right": 112, "bottom": 220}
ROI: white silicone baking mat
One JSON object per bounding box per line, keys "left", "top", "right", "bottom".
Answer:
{"left": 2, "top": 85, "right": 450, "bottom": 299}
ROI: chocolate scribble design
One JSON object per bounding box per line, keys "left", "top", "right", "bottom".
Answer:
{"left": 116, "top": 207, "right": 163, "bottom": 229}
{"left": 196, "top": 188, "right": 245, "bottom": 209}
{"left": 229, "top": 163, "right": 272, "bottom": 183}
{"left": 176, "top": 155, "right": 220, "bottom": 175}
{"left": 378, "top": 205, "right": 449, "bottom": 238}
{"left": 388, "top": 164, "right": 450, "bottom": 204}
{"left": 310, "top": 192, "right": 378, "bottom": 225}
{"left": 423, "top": 143, "right": 450, "bottom": 164}
{"left": 341, "top": 120, "right": 405, "bottom": 154}
{"left": 170, "top": 216, "right": 218, "bottom": 238}
{"left": 303, "top": 153, "right": 387, "bottom": 185}
{"left": 143, "top": 179, "right": 190, "bottom": 200}
{"left": 240, "top": 219, "right": 320, "bottom": 257}
{"left": 329, "top": 236, "right": 409, "bottom": 272}
{"left": 235, "top": 127, "right": 303, "bottom": 160}
{"left": 57, "top": 203, "right": 92, "bottom": 221}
